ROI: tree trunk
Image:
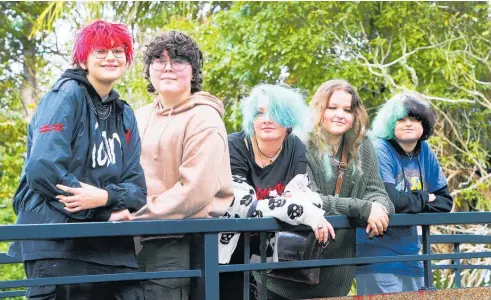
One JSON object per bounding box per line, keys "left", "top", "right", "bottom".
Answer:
{"left": 20, "top": 41, "right": 37, "bottom": 121}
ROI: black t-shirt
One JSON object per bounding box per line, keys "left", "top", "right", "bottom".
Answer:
{"left": 228, "top": 131, "right": 307, "bottom": 200}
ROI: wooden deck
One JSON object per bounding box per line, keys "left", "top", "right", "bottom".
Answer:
{"left": 312, "top": 286, "right": 490, "bottom": 300}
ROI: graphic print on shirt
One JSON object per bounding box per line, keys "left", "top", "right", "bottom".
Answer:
{"left": 91, "top": 121, "right": 122, "bottom": 168}
{"left": 395, "top": 168, "right": 423, "bottom": 192}
{"left": 256, "top": 182, "right": 286, "bottom": 200}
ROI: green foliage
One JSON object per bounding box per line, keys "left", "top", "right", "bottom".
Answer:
{"left": 0, "top": 112, "right": 27, "bottom": 296}
{"left": 1, "top": 0, "right": 490, "bottom": 291}
{"left": 0, "top": 1, "right": 52, "bottom": 113}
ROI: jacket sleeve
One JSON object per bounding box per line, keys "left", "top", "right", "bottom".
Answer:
{"left": 384, "top": 182, "right": 426, "bottom": 213}
{"left": 423, "top": 145, "right": 453, "bottom": 212}
{"left": 225, "top": 174, "right": 325, "bottom": 228}
{"left": 309, "top": 141, "right": 395, "bottom": 221}
{"left": 133, "top": 127, "right": 227, "bottom": 220}
{"left": 25, "top": 88, "right": 98, "bottom": 220}
{"left": 102, "top": 107, "right": 147, "bottom": 213}
{"left": 423, "top": 185, "right": 453, "bottom": 212}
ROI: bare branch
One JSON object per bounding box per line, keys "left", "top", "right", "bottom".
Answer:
{"left": 451, "top": 174, "right": 491, "bottom": 197}
{"left": 363, "top": 37, "right": 462, "bottom": 69}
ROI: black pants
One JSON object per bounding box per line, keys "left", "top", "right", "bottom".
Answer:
{"left": 137, "top": 237, "right": 191, "bottom": 300}
{"left": 24, "top": 258, "right": 143, "bottom": 300}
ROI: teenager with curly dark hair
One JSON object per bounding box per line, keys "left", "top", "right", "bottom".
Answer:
{"left": 356, "top": 92, "right": 453, "bottom": 295}
{"left": 132, "top": 31, "right": 233, "bottom": 300}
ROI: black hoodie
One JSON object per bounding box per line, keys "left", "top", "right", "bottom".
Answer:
{"left": 8, "top": 69, "right": 147, "bottom": 268}
{"left": 383, "top": 139, "right": 453, "bottom": 213}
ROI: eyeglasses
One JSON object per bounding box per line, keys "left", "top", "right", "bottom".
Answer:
{"left": 93, "top": 47, "right": 126, "bottom": 59}
{"left": 151, "top": 56, "right": 189, "bottom": 71}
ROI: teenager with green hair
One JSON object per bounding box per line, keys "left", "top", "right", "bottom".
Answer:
{"left": 356, "top": 92, "right": 453, "bottom": 295}
{"left": 219, "top": 83, "right": 335, "bottom": 299}
{"left": 263, "top": 79, "right": 394, "bottom": 299}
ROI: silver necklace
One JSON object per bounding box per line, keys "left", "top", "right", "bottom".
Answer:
{"left": 89, "top": 98, "right": 112, "bottom": 120}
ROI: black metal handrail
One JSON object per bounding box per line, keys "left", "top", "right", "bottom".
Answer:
{"left": 0, "top": 212, "right": 490, "bottom": 299}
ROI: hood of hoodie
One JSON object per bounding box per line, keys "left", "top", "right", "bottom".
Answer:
{"left": 388, "top": 139, "right": 422, "bottom": 157}
{"left": 60, "top": 68, "right": 121, "bottom": 105}
{"left": 140, "top": 91, "right": 225, "bottom": 161}
{"left": 153, "top": 91, "right": 225, "bottom": 118}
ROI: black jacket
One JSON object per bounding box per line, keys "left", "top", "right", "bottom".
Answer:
{"left": 8, "top": 69, "right": 146, "bottom": 268}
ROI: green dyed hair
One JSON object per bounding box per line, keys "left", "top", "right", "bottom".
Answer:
{"left": 241, "top": 84, "right": 308, "bottom": 137}
{"left": 370, "top": 92, "right": 436, "bottom": 140}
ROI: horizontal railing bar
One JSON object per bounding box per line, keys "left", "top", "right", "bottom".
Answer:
{"left": 429, "top": 234, "right": 491, "bottom": 244}
{"left": 0, "top": 254, "right": 21, "bottom": 264}
{"left": 1, "top": 213, "right": 490, "bottom": 241}
{"left": 218, "top": 252, "right": 491, "bottom": 273}
{"left": 0, "top": 269, "right": 201, "bottom": 289}
{"left": 432, "top": 264, "right": 491, "bottom": 270}
{"left": 0, "top": 290, "right": 25, "bottom": 298}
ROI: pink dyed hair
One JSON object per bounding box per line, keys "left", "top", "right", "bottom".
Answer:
{"left": 71, "top": 19, "right": 134, "bottom": 66}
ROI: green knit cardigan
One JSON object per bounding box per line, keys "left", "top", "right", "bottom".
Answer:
{"left": 265, "top": 137, "right": 395, "bottom": 299}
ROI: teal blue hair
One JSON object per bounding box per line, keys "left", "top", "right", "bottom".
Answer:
{"left": 241, "top": 84, "right": 309, "bottom": 137}
{"left": 369, "top": 92, "right": 435, "bottom": 140}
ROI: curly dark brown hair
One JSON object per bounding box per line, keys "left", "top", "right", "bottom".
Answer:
{"left": 143, "top": 31, "right": 203, "bottom": 94}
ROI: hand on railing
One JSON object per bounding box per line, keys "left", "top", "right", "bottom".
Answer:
{"left": 313, "top": 216, "right": 335, "bottom": 244}
{"left": 56, "top": 182, "right": 108, "bottom": 212}
{"left": 109, "top": 209, "right": 132, "bottom": 222}
{"left": 366, "top": 202, "right": 389, "bottom": 238}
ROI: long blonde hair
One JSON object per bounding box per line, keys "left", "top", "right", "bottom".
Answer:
{"left": 307, "top": 79, "right": 369, "bottom": 176}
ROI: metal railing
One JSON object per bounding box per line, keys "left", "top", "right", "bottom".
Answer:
{"left": 1, "top": 212, "right": 490, "bottom": 299}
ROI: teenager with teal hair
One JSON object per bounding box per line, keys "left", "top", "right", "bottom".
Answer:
{"left": 356, "top": 92, "right": 453, "bottom": 295}
{"left": 262, "top": 79, "right": 395, "bottom": 299}
{"left": 219, "top": 83, "right": 335, "bottom": 300}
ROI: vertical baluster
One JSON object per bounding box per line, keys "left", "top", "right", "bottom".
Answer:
{"left": 260, "top": 232, "right": 267, "bottom": 300}
{"left": 422, "top": 225, "right": 434, "bottom": 290}
{"left": 191, "top": 233, "right": 219, "bottom": 300}
{"left": 454, "top": 242, "right": 461, "bottom": 288}
{"left": 244, "top": 233, "right": 251, "bottom": 300}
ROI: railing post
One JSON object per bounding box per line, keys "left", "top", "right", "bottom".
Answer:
{"left": 191, "top": 233, "right": 219, "bottom": 300}
{"left": 421, "top": 225, "right": 435, "bottom": 290}
{"left": 453, "top": 243, "right": 461, "bottom": 288}
{"left": 243, "top": 233, "right": 251, "bottom": 300}
{"left": 259, "top": 232, "right": 268, "bottom": 300}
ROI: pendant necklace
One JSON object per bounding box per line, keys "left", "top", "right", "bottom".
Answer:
{"left": 255, "top": 137, "right": 283, "bottom": 166}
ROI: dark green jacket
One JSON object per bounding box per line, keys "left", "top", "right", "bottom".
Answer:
{"left": 265, "top": 137, "right": 395, "bottom": 299}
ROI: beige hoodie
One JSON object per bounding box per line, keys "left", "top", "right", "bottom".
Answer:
{"left": 133, "top": 91, "right": 233, "bottom": 223}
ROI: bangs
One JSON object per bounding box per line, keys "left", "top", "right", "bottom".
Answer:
{"left": 369, "top": 94, "right": 407, "bottom": 140}
{"left": 72, "top": 20, "right": 134, "bottom": 66}
{"left": 241, "top": 84, "right": 308, "bottom": 137}
{"left": 370, "top": 92, "right": 436, "bottom": 141}
{"left": 405, "top": 97, "right": 429, "bottom": 121}
{"left": 90, "top": 37, "right": 126, "bottom": 51}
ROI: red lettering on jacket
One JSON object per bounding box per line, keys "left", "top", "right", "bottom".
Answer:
{"left": 125, "top": 129, "right": 131, "bottom": 144}
{"left": 39, "top": 125, "right": 51, "bottom": 133}
{"left": 51, "top": 124, "right": 64, "bottom": 132}
{"left": 38, "top": 124, "right": 64, "bottom": 134}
